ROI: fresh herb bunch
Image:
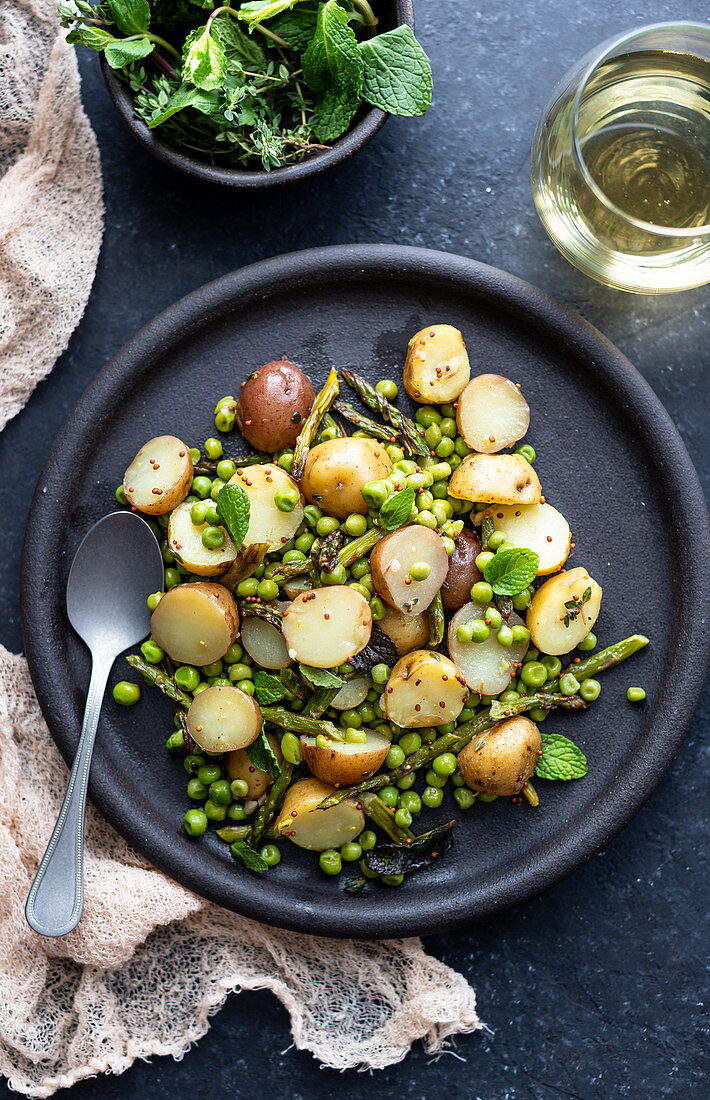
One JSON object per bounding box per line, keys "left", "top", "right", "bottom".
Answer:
{"left": 58, "top": 0, "right": 433, "bottom": 171}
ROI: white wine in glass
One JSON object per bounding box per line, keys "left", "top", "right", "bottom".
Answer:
{"left": 531, "top": 23, "right": 710, "bottom": 293}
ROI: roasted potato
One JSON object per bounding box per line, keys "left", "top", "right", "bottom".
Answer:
{"left": 150, "top": 582, "right": 238, "bottom": 665}
{"left": 457, "top": 716, "right": 541, "bottom": 796}
{"left": 403, "top": 324, "right": 470, "bottom": 403}
{"left": 123, "top": 435, "right": 193, "bottom": 515}
{"left": 485, "top": 502, "right": 571, "bottom": 575}
{"left": 281, "top": 586, "right": 372, "bottom": 667}
{"left": 448, "top": 603, "right": 529, "bottom": 696}
{"left": 449, "top": 452, "right": 542, "bottom": 506}
{"left": 275, "top": 777, "right": 364, "bottom": 850}
{"left": 235, "top": 359, "right": 315, "bottom": 453}
{"left": 186, "top": 685, "right": 262, "bottom": 754}
{"left": 370, "top": 525, "right": 449, "bottom": 615}
{"left": 300, "top": 437, "right": 392, "bottom": 520}
{"left": 228, "top": 463, "right": 304, "bottom": 551}
{"left": 167, "top": 502, "right": 237, "bottom": 577}
{"left": 441, "top": 527, "right": 482, "bottom": 610}
{"left": 300, "top": 730, "right": 391, "bottom": 787}
{"left": 527, "top": 567, "right": 602, "bottom": 654}
{"left": 382, "top": 650, "right": 468, "bottom": 728}
{"left": 379, "top": 605, "right": 430, "bottom": 655}
{"left": 225, "top": 733, "right": 282, "bottom": 800}
{"left": 456, "top": 374, "right": 530, "bottom": 453}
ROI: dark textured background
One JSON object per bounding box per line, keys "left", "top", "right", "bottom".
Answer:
{"left": 2, "top": 0, "right": 709, "bottom": 1096}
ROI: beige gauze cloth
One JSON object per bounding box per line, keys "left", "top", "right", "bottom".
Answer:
{"left": 0, "top": 5, "right": 481, "bottom": 1096}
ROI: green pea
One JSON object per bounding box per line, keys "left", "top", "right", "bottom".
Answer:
{"left": 540, "top": 655, "right": 562, "bottom": 678}
{"left": 319, "top": 850, "right": 342, "bottom": 875}
{"left": 577, "top": 632, "right": 597, "bottom": 652}
{"left": 210, "top": 678, "right": 230, "bottom": 687}
{"left": 399, "top": 732, "right": 422, "bottom": 756}
{"left": 171, "top": 667, "right": 198, "bottom": 696}
{"left": 385, "top": 745, "right": 405, "bottom": 769}
{"left": 520, "top": 661, "right": 547, "bottom": 688}
{"left": 442, "top": 536, "right": 456, "bottom": 556}
{"left": 202, "top": 660, "right": 223, "bottom": 678}
{"left": 236, "top": 578, "right": 258, "bottom": 599}
{"left": 342, "top": 726, "right": 365, "bottom": 744}
{"left": 373, "top": 378, "right": 397, "bottom": 400}
{"left": 397, "top": 773, "right": 416, "bottom": 790}
{"left": 257, "top": 578, "right": 279, "bottom": 601}
{"left": 191, "top": 475, "right": 212, "bottom": 499}
{"left": 315, "top": 733, "right": 331, "bottom": 750}
{"left": 370, "top": 596, "right": 386, "bottom": 621}
{"left": 228, "top": 664, "right": 252, "bottom": 683}
{"left": 512, "top": 589, "right": 532, "bottom": 611}
{"left": 471, "top": 583, "right": 494, "bottom": 607}
{"left": 346, "top": 582, "right": 368, "bottom": 601}
{"left": 116, "top": 484, "right": 128, "bottom": 506}
{"left": 303, "top": 504, "right": 323, "bottom": 527}
{"left": 337, "top": 708, "right": 360, "bottom": 730}
{"left": 359, "top": 830, "right": 377, "bottom": 852}
{"left": 187, "top": 777, "right": 208, "bottom": 800}
{"left": 341, "top": 841, "right": 363, "bottom": 862}
{"left": 193, "top": 682, "right": 211, "bottom": 696}
{"left": 379, "top": 786, "right": 399, "bottom": 808}
{"left": 454, "top": 436, "right": 471, "bottom": 457}
{"left": 470, "top": 620, "right": 490, "bottom": 643}
{"left": 198, "top": 763, "right": 222, "bottom": 785}
{"left": 361, "top": 480, "right": 389, "bottom": 508}
{"left": 282, "top": 550, "right": 306, "bottom": 566}
{"left": 458, "top": 706, "right": 478, "bottom": 722}
{"left": 293, "top": 533, "right": 314, "bottom": 554}
{"left": 188, "top": 502, "right": 206, "bottom": 527}
{"left": 424, "top": 423, "right": 442, "bottom": 450}
{"left": 227, "top": 804, "right": 247, "bottom": 821}
{"left": 484, "top": 606, "right": 502, "bottom": 629}
{"left": 474, "top": 552, "right": 495, "bottom": 573}
{"left": 214, "top": 407, "right": 235, "bottom": 432}
{"left": 209, "top": 779, "right": 232, "bottom": 806}
{"left": 146, "top": 591, "right": 163, "bottom": 612}
{"left": 415, "top": 406, "right": 441, "bottom": 428}
{"left": 280, "top": 732, "right": 302, "bottom": 765}
{"left": 454, "top": 787, "right": 476, "bottom": 809}
{"left": 422, "top": 785, "right": 444, "bottom": 808}
{"left": 358, "top": 702, "right": 376, "bottom": 724}
{"left": 499, "top": 690, "right": 520, "bottom": 705}
{"left": 425, "top": 768, "right": 447, "bottom": 789}
{"left": 321, "top": 564, "right": 347, "bottom": 586}
{"left": 348, "top": 558, "right": 369, "bottom": 580}
{"left": 511, "top": 625, "right": 531, "bottom": 645}
{"left": 392, "top": 808, "right": 411, "bottom": 829}
{"left": 478, "top": 792, "right": 499, "bottom": 802}
{"left": 487, "top": 530, "right": 506, "bottom": 551}
{"left": 113, "top": 681, "right": 140, "bottom": 705}
{"left": 216, "top": 459, "right": 236, "bottom": 482}
{"left": 278, "top": 452, "right": 294, "bottom": 472}
{"left": 559, "top": 672, "right": 581, "bottom": 696}
{"left": 414, "top": 510, "right": 436, "bottom": 530}
{"left": 399, "top": 791, "right": 422, "bottom": 817}
{"left": 455, "top": 622, "right": 473, "bottom": 645}
{"left": 166, "top": 730, "right": 185, "bottom": 752}
{"left": 339, "top": 514, "right": 366, "bottom": 539}
{"left": 183, "top": 753, "right": 205, "bottom": 775}
{"left": 202, "top": 437, "right": 222, "bottom": 460}
{"left": 627, "top": 686, "right": 646, "bottom": 703}
{"left": 514, "top": 443, "right": 536, "bottom": 463}
{"left": 259, "top": 844, "right": 281, "bottom": 867}
{"left": 272, "top": 487, "right": 297, "bottom": 513}
{"left": 138, "top": 639, "right": 162, "bottom": 665}
{"left": 497, "top": 625, "right": 514, "bottom": 647}
{"left": 204, "top": 799, "right": 227, "bottom": 822}
{"left": 523, "top": 645, "right": 540, "bottom": 662}
{"left": 201, "top": 526, "right": 225, "bottom": 550}
{"left": 407, "top": 560, "right": 431, "bottom": 584}
{"left": 432, "top": 436, "right": 453, "bottom": 460}
{"left": 528, "top": 707, "right": 548, "bottom": 722}
{"left": 210, "top": 479, "right": 225, "bottom": 501}
{"left": 227, "top": 779, "right": 248, "bottom": 800}
{"left": 164, "top": 568, "right": 180, "bottom": 590}
{"left": 184, "top": 808, "right": 208, "bottom": 836}
{"left": 579, "top": 678, "right": 601, "bottom": 702}
{"left": 432, "top": 752, "right": 457, "bottom": 777}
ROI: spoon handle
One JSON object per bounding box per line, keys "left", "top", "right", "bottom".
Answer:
{"left": 25, "top": 653, "right": 113, "bottom": 937}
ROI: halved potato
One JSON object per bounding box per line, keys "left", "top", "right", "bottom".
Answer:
{"left": 449, "top": 453, "right": 542, "bottom": 506}
{"left": 457, "top": 716, "right": 541, "bottom": 796}
{"left": 448, "top": 603, "right": 529, "bottom": 696}
{"left": 403, "top": 324, "right": 471, "bottom": 403}
{"left": 282, "top": 586, "right": 372, "bottom": 668}
{"left": 382, "top": 650, "right": 468, "bottom": 728}
{"left": 167, "top": 502, "right": 237, "bottom": 577}
{"left": 442, "top": 528, "right": 482, "bottom": 611}
{"left": 330, "top": 673, "right": 371, "bottom": 710}
{"left": 379, "top": 605, "right": 430, "bottom": 655}
{"left": 241, "top": 603, "right": 291, "bottom": 669}
{"left": 275, "top": 777, "right": 364, "bottom": 851}
{"left": 150, "top": 582, "right": 238, "bottom": 665}
{"left": 486, "top": 502, "right": 571, "bottom": 575}
{"left": 300, "top": 437, "right": 392, "bottom": 520}
{"left": 228, "top": 464, "right": 303, "bottom": 551}
{"left": 300, "top": 730, "right": 390, "bottom": 786}
{"left": 526, "top": 567, "right": 602, "bottom": 655}
{"left": 225, "top": 733, "right": 282, "bottom": 800}
{"left": 456, "top": 374, "right": 530, "bottom": 453}
{"left": 186, "top": 685, "right": 262, "bottom": 754}
{"left": 123, "top": 435, "right": 193, "bottom": 515}
{"left": 370, "top": 526, "right": 449, "bottom": 615}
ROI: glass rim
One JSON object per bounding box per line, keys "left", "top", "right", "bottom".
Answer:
{"left": 571, "top": 20, "right": 710, "bottom": 238}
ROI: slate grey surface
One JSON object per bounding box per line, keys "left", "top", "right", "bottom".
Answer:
{"left": 1, "top": 0, "right": 708, "bottom": 1096}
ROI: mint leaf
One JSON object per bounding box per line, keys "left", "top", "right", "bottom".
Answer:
{"left": 302, "top": 0, "right": 362, "bottom": 141}
{"left": 216, "top": 483, "right": 250, "bottom": 549}
{"left": 299, "top": 664, "right": 343, "bottom": 690}
{"left": 483, "top": 548, "right": 539, "bottom": 595}
{"left": 360, "top": 25, "right": 432, "bottom": 116}
{"left": 105, "top": 36, "right": 155, "bottom": 69}
{"left": 535, "top": 732, "right": 588, "bottom": 781}
{"left": 182, "top": 25, "right": 228, "bottom": 91}
{"left": 106, "top": 0, "right": 150, "bottom": 35}
{"left": 238, "top": 0, "right": 299, "bottom": 26}
{"left": 245, "top": 727, "right": 281, "bottom": 779}
{"left": 379, "top": 487, "right": 415, "bottom": 532}
{"left": 270, "top": 4, "right": 319, "bottom": 51}
{"left": 253, "top": 670, "right": 286, "bottom": 706}
{"left": 229, "top": 839, "right": 269, "bottom": 872}
{"left": 66, "top": 25, "right": 117, "bottom": 51}
{"left": 148, "top": 85, "right": 222, "bottom": 128}
{"left": 212, "top": 12, "right": 266, "bottom": 67}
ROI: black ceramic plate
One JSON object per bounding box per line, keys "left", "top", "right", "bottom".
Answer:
{"left": 22, "top": 245, "right": 710, "bottom": 939}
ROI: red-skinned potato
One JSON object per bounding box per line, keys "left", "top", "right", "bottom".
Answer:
{"left": 441, "top": 527, "right": 482, "bottom": 610}
{"left": 235, "top": 359, "right": 315, "bottom": 453}
{"left": 300, "top": 437, "right": 392, "bottom": 519}
{"left": 457, "top": 716, "right": 541, "bottom": 796}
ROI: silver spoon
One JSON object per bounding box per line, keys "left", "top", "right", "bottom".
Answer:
{"left": 25, "top": 510, "right": 164, "bottom": 937}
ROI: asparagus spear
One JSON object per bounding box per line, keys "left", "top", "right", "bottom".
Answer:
{"left": 318, "top": 529, "right": 345, "bottom": 572}
{"left": 480, "top": 513, "right": 495, "bottom": 549}
{"left": 306, "top": 686, "right": 342, "bottom": 718}
{"left": 558, "top": 634, "right": 650, "bottom": 684}
{"left": 358, "top": 791, "right": 414, "bottom": 844}
{"left": 321, "top": 412, "right": 345, "bottom": 438}
{"left": 332, "top": 400, "right": 400, "bottom": 443}
{"left": 251, "top": 761, "right": 295, "bottom": 847}
{"left": 194, "top": 453, "right": 269, "bottom": 475}
{"left": 239, "top": 601, "right": 283, "bottom": 629}
{"left": 488, "top": 691, "right": 588, "bottom": 720}
{"left": 342, "top": 369, "right": 429, "bottom": 457}
{"left": 291, "top": 368, "right": 339, "bottom": 478}
{"left": 261, "top": 707, "right": 343, "bottom": 740}
{"left": 338, "top": 527, "right": 383, "bottom": 567}
{"left": 126, "top": 654, "right": 192, "bottom": 709}
{"left": 427, "top": 591, "right": 445, "bottom": 647}
{"left": 279, "top": 668, "right": 310, "bottom": 702}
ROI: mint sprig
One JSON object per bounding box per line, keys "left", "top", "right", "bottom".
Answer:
{"left": 378, "top": 487, "right": 415, "bottom": 532}
{"left": 182, "top": 24, "right": 228, "bottom": 91}
{"left": 302, "top": 0, "right": 363, "bottom": 141}
{"left": 245, "top": 727, "right": 282, "bottom": 779}
{"left": 299, "top": 664, "right": 343, "bottom": 690}
{"left": 216, "top": 483, "right": 251, "bottom": 549}
{"left": 107, "top": 0, "right": 150, "bottom": 36}
{"left": 253, "top": 670, "right": 286, "bottom": 706}
{"left": 360, "top": 26, "right": 433, "bottom": 116}
{"left": 535, "top": 732, "right": 588, "bottom": 781}
{"left": 483, "top": 547, "right": 539, "bottom": 595}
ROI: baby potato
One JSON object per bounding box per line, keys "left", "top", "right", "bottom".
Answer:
{"left": 241, "top": 611, "right": 292, "bottom": 669}
{"left": 379, "top": 605, "right": 430, "bottom": 655}
{"left": 235, "top": 359, "right": 315, "bottom": 453}
{"left": 448, "top": 603, "right": 529, "bottom": 696}
{"left": 225, "top": 733, "right": 282, "bottom": 801}
{"left": 403, "top": 324, "right": 471, "bottom": 403}
{"left": 187, "top": 685, "right": 262, "bottom": 754}
{"left": 300, "top": 730, "right": 391, "bottom": 787}
{"left": 456, "top": 374, "right": 530, "bottom": 453}
{"left": 300, "top": 437, "right": 392, "bottom": 519}
{"left": 526, "top": 567, "right": 602, "bottom": 655}
{"left": 281, "top": 586, "right": 372, "bottom": 668}
{"left": 150, "top": 581, "right": 238, "bottom": 665}
{"left": 457, "top": 716, "right": 541, "bottom": 796}
{"left": 485, "top": 502, "right": 571, "bottom": 576}
{"left": 382, "top": 650, "right": 468, "bottom": 728}
{"left": 229, "top": 464, "right": 304, "bottom": 551}
{"left": 449, "top": 452, "right": 542, "bottom": 506}
{"left": 441, "top": 528, "right": 482, "bottom": 611}
{"left": 370, "top": 525, "right": 449, "bottom": 615}
{"left": 123, "top": 435, "right": 193, "bottom": 515}
{"left": 330, "top": 673, "right": 371, "bottom": 710}
{"left": 275, "top": 777, "right": 364, "bottom": 851}
{"left": 167, "top": 502, "right": 237, "bottom": 577}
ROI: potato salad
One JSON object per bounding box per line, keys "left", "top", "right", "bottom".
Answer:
{"left": 116, "top": 325, "right": 648, "bottom": 886}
